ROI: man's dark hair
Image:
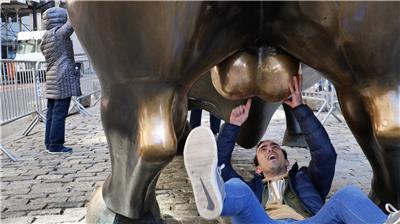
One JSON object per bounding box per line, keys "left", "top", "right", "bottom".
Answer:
{"left": 253, "top": 141, "right": 288, "bottom": 166}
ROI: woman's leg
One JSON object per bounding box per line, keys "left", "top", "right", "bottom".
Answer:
{"left": 48, "top": 97, "right": 71, "bottom": 150}
{"left": 189, "top": 109, "right": 202, "bottom": 129}
{"left": 45, "top": 99, "right": 55, "bottom": 150}
{"left": 210, "top": 114, "right": 221, "bottom": 135}
{"left": 222, "top": 178, "right": 277, "bottom": 224}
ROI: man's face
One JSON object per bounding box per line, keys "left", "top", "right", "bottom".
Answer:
{"left": 256, "top": 140, "right": 288, "bottom": 177}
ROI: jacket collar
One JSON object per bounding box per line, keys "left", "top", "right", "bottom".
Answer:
{"left": 253, "top": 162, "right": 299, "bottom": 188}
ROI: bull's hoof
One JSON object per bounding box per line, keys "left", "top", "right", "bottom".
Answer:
{"left": 87, "top": 187, "right": 164, "bottom": 224}
{"left": 113, "top": 213, "right": 164, "bottom": 224}
{"left": 282, "top": 130, "right": 307, "bottom": 148}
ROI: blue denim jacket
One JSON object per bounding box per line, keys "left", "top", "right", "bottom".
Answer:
{"left": 217, "top": 104, "right": 337, "bottom": 215}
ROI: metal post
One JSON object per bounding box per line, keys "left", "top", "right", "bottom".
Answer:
{"left": 16, "top": 8, "right": 21, "bottom": 32}
{"left": 0, "top": 144, "right": 17, "bottom": 161}
{"left": 321, "top": 82, "right": 342, "bottom": 124}
{"left": 32, "top": 2, "right": 37, "bottom": 31}
{"left": 0, "top": 14, "right": 2, "bottom": 59}
{"left": 6, "top": 17, "right": 9, "bottom": 58}
{"left": 22, "top": 61, "right": 45, "bottom": 136}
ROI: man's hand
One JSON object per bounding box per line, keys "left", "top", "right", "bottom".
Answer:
{"left": 230, "top": 98, "right": 252, "bottom": 126}
{"left": 284, "top": 74, "right": 303, "bottom": 108}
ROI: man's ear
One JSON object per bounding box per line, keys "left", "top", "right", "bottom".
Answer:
{"left": 255, "top": 166, "right": 263, "bottom": 175}
{"left": 285, "top": 160, "right": 290, "bottom": 168}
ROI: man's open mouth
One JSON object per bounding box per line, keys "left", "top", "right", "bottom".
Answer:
{"left": 268, "top": 154, "right": 277, "bottom": 160}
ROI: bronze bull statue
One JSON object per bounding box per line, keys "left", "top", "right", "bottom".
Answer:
{"left": 67, "top": 2, "right": 399, "bottom": 223}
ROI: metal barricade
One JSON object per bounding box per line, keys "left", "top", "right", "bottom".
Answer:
{"left": 1, "top": 60, "right": 47, "bottom": 161}
{"left": 302, "top": 79, "right": 342, "bottom": 124}
{"left": 22, "top": 61, "right": 47, "bottom": 136}
{"left": 1, "top": 60, "right": 46, "bottom": 126}
{"left": 69, "top": 59, "right": 101, "bottom": 116}
{"left": 303, "top": 90, "right": 328, "bottom": 117}
{"left": 1, "top": 58, "right": 100, "bottom": 161}
{"left": 0, "top": 144, "right": 17, "bottom": 161}
{"left": 320, "top": 81, "right": 342, "bottom": 124}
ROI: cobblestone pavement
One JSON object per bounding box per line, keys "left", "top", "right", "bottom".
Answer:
{"left": 0, "top": 103, "right": 372, "bottom": 223}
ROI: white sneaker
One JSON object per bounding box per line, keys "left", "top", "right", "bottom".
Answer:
{"left": 184, "top": 127, "right": 225, "bottom": 220}
{"left": 385, "top": 203, "right": 400, "bottom": 224}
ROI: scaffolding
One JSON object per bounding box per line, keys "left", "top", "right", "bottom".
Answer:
{"left": 1, "top": 0, "right": 54, "bottom": 59}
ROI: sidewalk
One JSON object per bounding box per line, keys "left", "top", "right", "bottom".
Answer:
{"left": 0, "top": 104, "right": 372, "bottom": 223}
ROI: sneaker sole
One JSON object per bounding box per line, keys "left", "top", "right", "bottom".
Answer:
{"left": 46, "top": 150, "right": 73, "bottom": 154}
{"left": 183, "top": 127, "right": 223, "bottom": 220}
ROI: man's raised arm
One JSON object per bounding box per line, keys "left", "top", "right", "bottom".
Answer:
{"left": 284, "top": 75, "right": 337, "bottom": 199}
{"left": 217, "top": 99, "right": 252, "bottom": 181}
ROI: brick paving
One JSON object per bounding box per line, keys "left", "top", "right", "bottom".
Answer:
{"left": 0, "top": 103, "right": 372, "bottom": 223}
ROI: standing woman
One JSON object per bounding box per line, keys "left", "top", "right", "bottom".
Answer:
{"left": 41, "top": 7, "right": 81, "bottom": 154}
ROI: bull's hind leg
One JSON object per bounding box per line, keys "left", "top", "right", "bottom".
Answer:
{"left": 282, "top": 103, "right": 307, "bottom": 147}
{"left": 337, "top": 87, "right": 400, "bottom": 208}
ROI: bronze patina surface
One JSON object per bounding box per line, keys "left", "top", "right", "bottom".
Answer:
{"left": 67, "top": 1, "right": 399, "bottom": 222}
{"left": 211, "top": 47, "right": 299, "bottom": 102}
{"left": 264, "top": 2, "right": 400, "bottom": 209}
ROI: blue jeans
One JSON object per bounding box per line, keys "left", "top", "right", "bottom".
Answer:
{"left": 222, "top": 178, "right": 386, "bottom": 224}
{"left": 190, "top": 109, "right": 221, "bottom": 134}
{"left": 45, "top": 98, "right": 71, "bottom": 150}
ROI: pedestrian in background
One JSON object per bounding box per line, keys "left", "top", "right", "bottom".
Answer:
{"left": 41, "top": 7, "right": 81, "bottom": 154}
{"left": 190, "top": 109, "right": 221, "bottom": 136}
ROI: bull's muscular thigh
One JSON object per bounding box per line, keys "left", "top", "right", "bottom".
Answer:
{"left": 337, "top": 87, "right": 400, "bottom": 207}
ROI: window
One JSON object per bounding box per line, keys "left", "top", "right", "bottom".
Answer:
{"left": 17, "top": 40, "right": 36, "bottom": 54}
